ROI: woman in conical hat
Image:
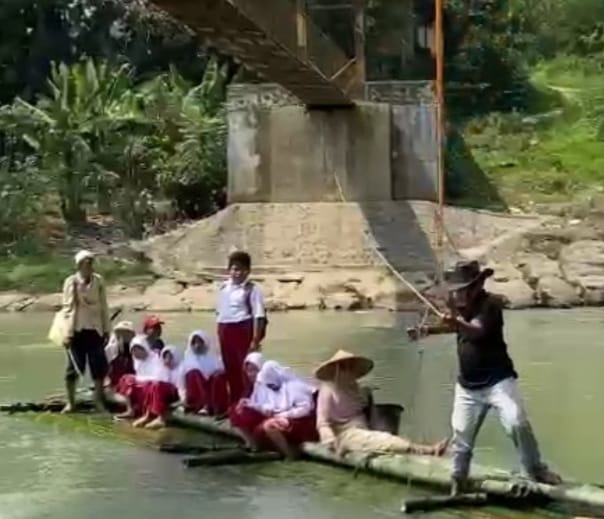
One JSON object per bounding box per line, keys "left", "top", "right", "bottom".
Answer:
{"left": 315, "top": 350, "right": 449, "bottom": 457}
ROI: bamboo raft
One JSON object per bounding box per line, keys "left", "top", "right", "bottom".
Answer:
{"left": 4, "top": 391, "right": 604, "bottom": 517}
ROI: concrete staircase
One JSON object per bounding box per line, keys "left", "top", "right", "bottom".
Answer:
{"left": 148, "top": 0, "right": 359, "bottom": 106}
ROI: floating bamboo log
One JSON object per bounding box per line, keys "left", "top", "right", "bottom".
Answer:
{"left": 158, "top": 442, "right": 235, "bottom": 455}
{"left": 183, "top": 449, "right": 282, "bottom": 467}
{"left": 10, "top": 390, "right": 604, "bottom": 516}
{"left": 401, "top": 493, "right": 489, "bottom": 513}
{"left": 0, "top": 400, "right": 95, "bottom": 414}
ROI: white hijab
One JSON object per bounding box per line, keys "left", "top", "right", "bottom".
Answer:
{"left": 182, "top": 330, "right": 224, "bottom": 378}
{"left": 155, "top": 345, "right": 184, "bottom": 387}
{"left": 130, "top": 334, "right": 160, "bottom": 382}
{"left": 244, "top": 352, "right": 264, "bottom": 371}
{"left": 248, "top": 360, "right": 316, "bottom": 415}
{"left": 105, "top": 334, "right": 121, "bottom": 363}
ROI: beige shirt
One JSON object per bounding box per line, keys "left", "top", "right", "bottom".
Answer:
{"left": 62, "top": 273, "right": 110, "bottom": 337}
{"left": 316, "top": 382, "right": 369, "bottom": 445}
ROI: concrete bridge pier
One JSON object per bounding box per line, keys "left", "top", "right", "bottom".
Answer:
{"left": 227, "top": 83, "right": 439, "bottom": 204}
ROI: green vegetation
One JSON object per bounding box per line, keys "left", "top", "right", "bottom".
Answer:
{"left": 451, "top": 57, "right": 604, "bottom": 208}
{"left": 444, "top": 0, "right": 604, "bottom": 208}
{"left": 0, "top": 0, "right": 232, "bottom": 291}
{"left": 0, "top": 254, "right": 153, "bottom": 294}
{"left": 2, "top": 0, "right": 604, "bottom": 292}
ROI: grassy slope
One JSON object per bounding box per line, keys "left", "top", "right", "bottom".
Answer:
{"left": 453, "top": 56, "right": 604, "bottom": 209}
{"left": 0, "top": 255, "right": 153, "bottom": 294}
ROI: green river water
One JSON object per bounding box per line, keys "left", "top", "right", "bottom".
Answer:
{"left": 0, "top": 309, "right": 602, "bottom": 519}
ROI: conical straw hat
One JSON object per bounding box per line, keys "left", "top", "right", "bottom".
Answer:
{"left": 314, "top": 350, "right": 374, "bottom": 382}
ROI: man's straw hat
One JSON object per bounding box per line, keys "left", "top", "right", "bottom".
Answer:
{"left": 314, "top": 349, "right": 374, "bottom": 382}
{"left": 74, "top": 250, "right": 94, "bottom": 266}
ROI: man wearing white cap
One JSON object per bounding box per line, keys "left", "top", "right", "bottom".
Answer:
{"left": 61, "top": 250, "right": 110, "bottom": 412}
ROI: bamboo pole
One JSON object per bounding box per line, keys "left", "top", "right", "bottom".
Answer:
{"left": 24, "top": 391, "right": 604, "bottom": 514}
{"left": 401, "top": 493, "right": 489, "bottom": 513}
{"left": 352, "top": 0, "right": 366, "bottom": 98}
{"left": 296, "top": 0, "right": 308, "bottom": 59}
{"left": 434, "top": 0, "right": 446, "bottom": 281}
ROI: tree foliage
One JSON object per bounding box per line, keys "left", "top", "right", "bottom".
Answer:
{"left": 0, "top": 57, "right": 228, "bottom": 239}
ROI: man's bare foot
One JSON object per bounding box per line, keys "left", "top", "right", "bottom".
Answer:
{"left": 145, "top": 417, "right": 166, "bottom": 430}
{"left": 197, "top": 407, "right": 209, "bottom": 416}
{"left": 61, "top": 403, "right": 75, "bottom": 414}
{"left": 133, "top": 415, "right": 151, "bottom": 428}
{"left": 450, "top": 477, "right": 467, "bottom": 496}
{"left": 536, "top": 468, "right": 563, "bottom": 485}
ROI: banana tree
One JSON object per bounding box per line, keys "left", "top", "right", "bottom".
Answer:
{"left": 12, "top": 58, "right": 136, "bottom": 224}
{"left": 141, "top": 58, "right": 228, "bottom": 219}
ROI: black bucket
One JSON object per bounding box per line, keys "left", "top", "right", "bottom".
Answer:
{"left": 368, "top": 403, "right": 404, "bottom": 435}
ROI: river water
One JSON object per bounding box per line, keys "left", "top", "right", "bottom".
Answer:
{"left": 0, "top": 309, "right": 601, "bottom": 519}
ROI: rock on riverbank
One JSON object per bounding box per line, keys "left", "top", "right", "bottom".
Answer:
{"left": 2, "top": 201, "right": 604, "bottom": 313}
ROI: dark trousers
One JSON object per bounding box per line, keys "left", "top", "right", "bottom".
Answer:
{"left": 65, "top": 329, "right": 108, "bottom": 382}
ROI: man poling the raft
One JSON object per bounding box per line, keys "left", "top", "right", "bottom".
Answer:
{"left": 441, "top": 260, "right": 562, "bottom": 494}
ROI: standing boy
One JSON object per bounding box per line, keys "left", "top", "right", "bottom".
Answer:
{"left": 442, "top": 261, "right": 561, "bottom": 494}
{"left": 216, "top": 251, "right": 266, "bottom": 405}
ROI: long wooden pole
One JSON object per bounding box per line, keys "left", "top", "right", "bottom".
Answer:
{"left": 352, "top": 0, "right": 366, "bottom": 98}
{"left": 434, "top": 0, "right": 446, "bottom": 280}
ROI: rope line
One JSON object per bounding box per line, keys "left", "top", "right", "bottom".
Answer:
{"left": 331, "top": 168, "right": 443, "bottom": 319}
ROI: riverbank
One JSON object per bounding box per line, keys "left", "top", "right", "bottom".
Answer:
{"left": 1, "top": 198, "right": 603, "bottom": 314}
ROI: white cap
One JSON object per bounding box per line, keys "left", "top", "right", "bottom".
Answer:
{"left": 113, "top": 321, "right": 135, "bottom": 333}
{"left": 74, "top": 250, "right": 95, "bottom": 266}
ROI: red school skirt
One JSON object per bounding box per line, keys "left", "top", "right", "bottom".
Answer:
{"left": 107, "top": 355, "right": 134, "bottom": 389}
{"left": 229, "top": 406, "right": 318, "bottom": 446}
{"left": 144, "top": 381, "right": 179, "bottom": 418}
{"left": 116, "top": 374, "right": 149, "bottom": 416}
{"left": 184, "top": 370, "right": 229, "bottom": 415}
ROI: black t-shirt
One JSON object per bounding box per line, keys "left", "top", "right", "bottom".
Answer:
{"left": 456, "top": 291, "right": 517, "bottom": 389}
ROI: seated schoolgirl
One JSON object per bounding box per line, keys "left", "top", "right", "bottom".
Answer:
{"left": 105, "top": 321, "right": 135, "bottom": 389}
{"left": 115, "top": 335, "right": 160, "bottom": 419}
{"left": 230, "top": 360, "right": 318, "bottom": 458}
{"left": 241, "top": 351, "right": 264, "bottom": 398}
{"left": 181, "top": 330, "right": 229, "bottom": 416}
{"left": 133, "top": 345, "right": 183, "bottom": 430}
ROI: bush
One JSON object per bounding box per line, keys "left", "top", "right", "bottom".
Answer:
{"left": 0, "top": 57, "right": 230, "bottom": 240}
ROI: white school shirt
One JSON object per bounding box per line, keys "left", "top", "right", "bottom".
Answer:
{"left": 216, "top": 279, "right": 265, "bottom": 324}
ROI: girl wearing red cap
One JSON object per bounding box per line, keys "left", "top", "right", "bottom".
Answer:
{"left": 142, "top": 315, "right": 165, "bottom": 353}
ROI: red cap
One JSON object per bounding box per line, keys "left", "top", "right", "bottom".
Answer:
{"left": 143, "top": 315, "right": 164, "bottom": 330}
